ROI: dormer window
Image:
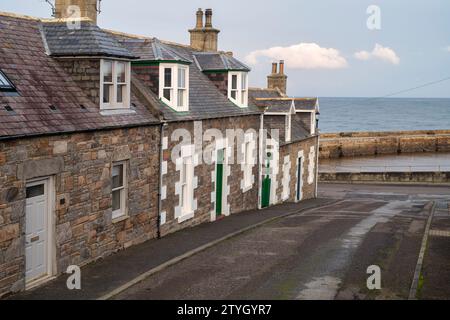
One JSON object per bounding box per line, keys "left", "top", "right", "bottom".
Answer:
{"left": 159, "top": 63, "right": 189, "bottom": 112}
{"left": 100, "top": 59, "right": 131, "bottom": 110}
{"left": 0, "top": 70, "right": 16, "bottom": 92}
{"left": 228, "top": 72, "right": 248, "bottom": 107}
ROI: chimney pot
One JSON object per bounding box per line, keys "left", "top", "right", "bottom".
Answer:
{"left": 195, "top": 8, "right": 203, "bottom": 29}
{"left": 205, "top": 9, "right": 213, "bottom": 28}
{"left": 271, "top": 62, "right": 278, "bottom": 74}
{"left": 279, "top": 60, "right": 285, "bottom": 75}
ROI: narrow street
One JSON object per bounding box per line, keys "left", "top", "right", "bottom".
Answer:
{"left": 115, "top": 184, "right": 450, "bottom": 300}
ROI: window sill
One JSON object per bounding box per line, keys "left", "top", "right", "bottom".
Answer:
{"left": 177, "top": 212, "right": 195, "bottom": 223}
{"left": 242, "top": 183, "right": 253, "bottom": 193}
{"left": 112, "top": 214, "right": 130, "bottom": 224}
{"left": 100, "top": 109, "right": 136, "bottom": 116}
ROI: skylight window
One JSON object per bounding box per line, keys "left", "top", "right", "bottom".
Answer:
{"left": 0, "top": 70, "right": 15, "bottom": 92}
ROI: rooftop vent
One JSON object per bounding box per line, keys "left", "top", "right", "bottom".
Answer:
{"left": 49, "top": 105, "right": 58, "bottom": 111}
{"left": 4, "top": 105, "right": 13, "bottom": 112}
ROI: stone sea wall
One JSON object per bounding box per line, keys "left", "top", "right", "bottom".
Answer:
{"left": 319, "top": 130, "right": 450, "bottom": 159}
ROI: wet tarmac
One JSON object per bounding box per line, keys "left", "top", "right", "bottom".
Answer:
{"left": 115, "top": 184, "right": 450, "bottom": 300}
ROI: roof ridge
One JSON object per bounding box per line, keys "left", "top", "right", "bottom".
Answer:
{"left": 41, "top": 17, "right": 93, "bottom": 23}
{"left": 0, "top": 11, "right": 41, "bottom": 20}
{"left": 255, "top": 97, "right": 318, "bottom": 101}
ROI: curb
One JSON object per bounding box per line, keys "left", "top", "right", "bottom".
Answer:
{"left": 98, "top": 199, "right": 340, "bottom": 300}
{"left": 408, "top": 201, "right": 436, "bottom": 300}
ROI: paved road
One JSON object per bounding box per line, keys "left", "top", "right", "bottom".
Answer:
{"left": 115, "top": 184, "right": 450, "bottom": 300}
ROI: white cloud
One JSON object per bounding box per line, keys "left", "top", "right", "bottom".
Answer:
{"left": 354, "top": 44, "right": 400, "bottom": 65}
{"left": 245, "top": 43, "right": 348, "bottom": 69}
{"left": 446, "top": 46, "right": 450, "bottom": 52}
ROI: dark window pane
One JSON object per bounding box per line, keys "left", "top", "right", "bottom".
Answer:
{"left": 163, "top": 88, "right": 172, "bottom": 101}
{"left": 103, "top": 84, "right": 111, "bottom": 103}
{"left": 231, "top": 90, "right": 237, "bottom": 100}
{"left": 231, "top": 75, "right": 237, "bottom": 89}
{"left": 117, "top": 84, "right": 125, "bottom": 103}
{"left": 112, "top": 164, "right": 124, "bottom": 189}
{"left": 112, "top": 190, "right": 121, "bottom": 211}
{"left": 164, "top": 68, "right": 172, "bottom": 87}
{"left": 26, "top": 184, "right": 44, "bottom": 198}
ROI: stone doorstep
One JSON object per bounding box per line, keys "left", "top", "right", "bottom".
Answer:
{"left": 429, "top": 229, "right": 450, "bottom": 238}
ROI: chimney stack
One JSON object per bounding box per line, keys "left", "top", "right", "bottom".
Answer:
{"left": 267, "top": 60, "right": 288, "bottom": 95}
{"left": 189, "top": 8, "right": 220, "bottom": 52}
{"left": 55, "top": 0, "right": 99, "bottom": 24}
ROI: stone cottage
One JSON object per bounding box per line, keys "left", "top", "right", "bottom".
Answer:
{"left": 0, "top": 1, "right": 319, "bottom": 298}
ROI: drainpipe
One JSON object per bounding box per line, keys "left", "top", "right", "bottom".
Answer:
{"left": 157, "top": 122, "right": 168, "bottom": 239}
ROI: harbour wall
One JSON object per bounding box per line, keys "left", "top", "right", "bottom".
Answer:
{"left": 319, "top": 130, "right": 450, "bottom": 159}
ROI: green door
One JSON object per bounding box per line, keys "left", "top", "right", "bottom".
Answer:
{"left": 261, "top": 153, "right": 272, "bottom": 208}
{"left": 216, "top": 149, "right": 225, "bottom": 216}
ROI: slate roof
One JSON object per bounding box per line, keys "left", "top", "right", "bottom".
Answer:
{"left": 291, "top": 118, "right": 311, "bottom": 143}
{"left": 249, "top": 87, "right": 318, "bottom": 113}
{"left": 0, "top": 13, "right": 159, "bottom": 140}
{"left": 110, "top": 32, "right": 262, "bottom": 121}
{"left": 249, "top": 88, "right": 283, "bottom": 100}
{"left": 194, "top": 52, "right": 250, "bottom": 72}
{"left": 254, "top": 99, "right": 293, "bottom": 113}
{"left": 42, "top": 20, "right": 136, "bottom": 59}
{"left": 252, "top": 97, "right": 318, "bottom": 113}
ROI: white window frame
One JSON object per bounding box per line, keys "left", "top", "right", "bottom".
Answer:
{"left": 282, "top": 160, "right": 290, "bottom": 201}
{"left": 243, "top": 140, "right": 253, "bottom": 189}
{"left": 100, "top": 59, "right": 131, "bottom": 110}
{"left": 180, "top": 155, "right": 194, "bottom": 216}
{"left": 286, "top": 113, "right": 292, "bottom": 142}
{"left": 228, "top": 72, "right": 248, "bottom": 108}
{"left": 159, "top": 63, "right": 190, "bottom": 112}
{"left": 112, "top": 161, "right": 128, "bottom": 220}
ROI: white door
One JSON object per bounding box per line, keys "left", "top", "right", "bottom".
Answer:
{"left": 25, "top": 180, "right": 49, "bottom": 283}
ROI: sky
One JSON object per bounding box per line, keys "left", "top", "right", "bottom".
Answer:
{"left": 2, "top": 0, "right": 450, "bottom": 98}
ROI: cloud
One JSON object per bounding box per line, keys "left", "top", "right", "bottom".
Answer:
{"left": 446, "top": 46, "right": 450, "bottom": 52}
{"left": 245, "top": 43, "right": 348, "bottom": 69}
{"left": 354, "top": 44, "right": 400, "bottom": 65}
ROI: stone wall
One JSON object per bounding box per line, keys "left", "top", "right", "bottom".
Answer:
{"left": 265, "top": 114, "right": 286, "bottom": 143}
{"left": 0, "top": 126, "right": 160, "bottom": 297}
{"left": 159, "top": 115, "right": 261, "bottom": 237}
{"left": 319, "top": 130, "right": 450, "bottom": 159}
{"left": 57, "top": 59, "right": 101, "bottom": 105}
{"left": 276, "top": 137, "right": 318, "bottom": 203}
{"left": 204, "top": 72, "right": 228, "bottom": 97}
{"left": 132, "top": 64, "right": 160, "bottom": 96}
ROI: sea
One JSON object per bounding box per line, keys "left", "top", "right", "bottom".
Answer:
{"left": 318, "top": 97, "right": 450, "bottom": 133}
